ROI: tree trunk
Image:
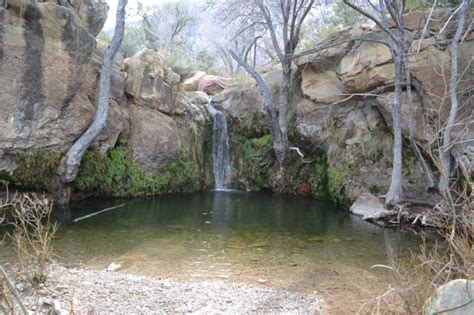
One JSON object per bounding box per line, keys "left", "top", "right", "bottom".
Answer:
{"left": 401, "top": 48, "right": 436, "bottom": 189}
{"left": 385, "top": 54, "right": 404, "bottom": 205}
{"left": 277, "top": 58, "right": 292, "bottom": 166}
{"left": 55, "top": 0, "right": 128, "bottom": 202}
{"left": 438, "top": 0, "right": 467, "bottom": 195}
{"left": 229, "top": 50, "right": 285, "bottom": 166}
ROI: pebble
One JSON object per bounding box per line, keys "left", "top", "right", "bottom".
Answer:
{"left": 17, "top": 264, "right": 320, "bottom": 314}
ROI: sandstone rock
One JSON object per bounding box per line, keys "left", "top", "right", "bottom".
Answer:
{"left": 337, "top": 36, "right": 393, "bottom": 93}
{"left": 213, "top": 87, "right": 263, "bottom": 119}
{"left": 186, "top": 91, "right": 210, "bottom": 105}
{"left": 183, "top": 71, "right": 207, "bottom": 91}
{"left": 377, "top": 91, "right": 431, "bottom": 142}
{"left": 198, "top": 75, "right": 230, "bottom": 95}
{"left": 125, "top": 50, "right": 181, "bottom": 115}
{"left": 388, "top": 9, "right": 451, "bottom": 32}
{"left": 425, "top": 279, "right": 474, "bottom": 315}
{"left": 212, "top": 86, "right": 266, "bottom": 137}
{"left": 301, "top": 68, "right": 344, "bottom": 103}
{"left": 0, "top": 1, "right": 97, "bottom": 159}
{"left": 350, "top": 193, "right": 393, "bottom": 220}
{"left": 129, "top": 106, "right": 181, "bottom": 174}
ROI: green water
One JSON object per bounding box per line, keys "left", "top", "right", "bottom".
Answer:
{"left": 1, "top": 191, "right": 434, "bottom": 304}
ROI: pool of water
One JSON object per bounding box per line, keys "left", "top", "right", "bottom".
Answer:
{"left": 1, "top": 191, "right": 436, "bottom": 312}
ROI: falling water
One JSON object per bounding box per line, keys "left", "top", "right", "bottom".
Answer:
{"left": 207, "top": 98, "right": 232, "bottom": 190}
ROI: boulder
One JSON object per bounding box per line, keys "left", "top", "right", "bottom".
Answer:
{"left": 425, "top": 279, "right": 474, "bottom": 315}
{"left": 198, "top": 75, "right": 230, "bottom": 95}
{"left": 129, "top": 106, "right": 181, "bottom": 174}
{"left": 337, "top": 35, "right": 394, "bottom": 93}
{"left": 124, "top": 49, "right": 180, "bottom": 115}
{"left": 186, "top": 91, "right": 210, "bottom": 105}
{"left": 301, "top": 67, "right": 344, "bottom": 103}
{"left": 350, "top": 193, "right": 393, "bottom": 220}
{"left": 183, "top": 71, "right": 207, "bottom": 92}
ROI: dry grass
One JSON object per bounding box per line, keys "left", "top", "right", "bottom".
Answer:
{"left": 360, "top": 154, "right": 472, "bottom": 314}
{"left": 2, "top": 189, "right": 58, "bottom": 284}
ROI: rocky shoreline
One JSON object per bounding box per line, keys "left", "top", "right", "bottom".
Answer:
{"left": 14, "top": 264, "right": 322, "bottom": 314}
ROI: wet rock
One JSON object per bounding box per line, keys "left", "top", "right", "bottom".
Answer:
{"left": 350, "top": 193, "right": 393, "bottom": 220}
{"left": 425, "top": 279, "right": 474, "bottom": 315}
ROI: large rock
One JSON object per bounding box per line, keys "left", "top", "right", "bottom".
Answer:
{"left": 198, "top": 75, "right": 229, "bottom": 95}
{"left": 301, "top": 68, "right": 344, "bottom": 103}
{"left": 125, "top": 49, "right": 181, "bottom": 115}
{"left": 337, "top": 34, "right": 394, "bottom": 93}
{"left": 376, "top": 91, "right": 432, "bottom": 142}
{"left": 43, "top": 0, "right": 109, "bottom": 36}
{"left": 425, "top": 279, "right": 474, "bottom": 315}
{"left": 183, "top": 71, "right": 207, "bottom": 92}
{"left": 0, "top": 1, "right": 97, "bottom": 157}
{"left": 388, "top": 9, "right": 451, "bottom": 32}
{"left": 350, "top": 193, "right": 393, "bottom": 220}
{"left": 129, "top": 106, "right": 182, "bottom": 174}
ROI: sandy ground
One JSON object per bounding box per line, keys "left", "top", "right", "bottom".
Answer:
{"left": 12, "top": 264, "right": 322, "bottom": 314}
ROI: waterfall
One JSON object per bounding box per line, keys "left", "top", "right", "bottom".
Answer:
{"left": 207, "top": 98, "right": 232, "bottom": 190}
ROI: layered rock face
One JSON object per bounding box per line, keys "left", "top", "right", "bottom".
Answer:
{"left": 219, "top": 10, "right": 473, "bottom": 202}
{"left": 0, "top": 1, "right": 209, "bottom": 195}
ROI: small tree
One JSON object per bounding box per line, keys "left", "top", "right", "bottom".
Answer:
{"left": 230, "top": 0, "right": 315, "bottom": 168}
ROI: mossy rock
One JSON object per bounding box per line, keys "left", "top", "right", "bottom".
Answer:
{"left": 74, "top": 144, "right": 199, "bottom": 197}
{"left": 9, "top": 150, "right": 63, "bottom": 191}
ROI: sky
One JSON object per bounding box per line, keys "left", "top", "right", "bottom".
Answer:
{"left": 104, "top": 0, "right": 168, "bottom": 30}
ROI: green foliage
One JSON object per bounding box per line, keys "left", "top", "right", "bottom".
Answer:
{"left": 232, "top": 133, "right": 273, "bottom": 189}
{"left": 74, "top": 144, "right": 198, "bottom": 197}
{"left": 295, "top": 149, "right": 330, "bottom": 199}
{"left": 12, "top": 150, "right": 63, "bottom": 191}
{"left": 404, "top": 0, "right": 455, "bottom": 12}
{"left": 316, "top": 0, "right": 367, "bottom": 37}
{"left": 96, "top": 31, "right": 112, "bottom": 45}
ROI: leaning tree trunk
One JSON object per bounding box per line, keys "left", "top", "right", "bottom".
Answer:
{"left": 55, "top": 0, "right": 128, "bottom": 203}
{"left": 438, "top": 0, "right": 467, "bottom": 196}
{"left": 229, "top": 50, "right": 285, "bottom": 166}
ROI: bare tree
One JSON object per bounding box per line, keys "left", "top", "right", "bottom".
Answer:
{"left": 343, "top": 0, "right": 406, "bottom": 205}
{"left": 438, "top": 0, "right": 469, "bottom": 195}
{"left": 230, "top": 0, "right": 315, "bottom": 167}
{"left": 56, "top": 0, "right": 128, "bottom": 203}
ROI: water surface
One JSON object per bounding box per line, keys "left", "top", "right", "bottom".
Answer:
{"left": 1, "top": 191, "right": 434, "bottom": 312}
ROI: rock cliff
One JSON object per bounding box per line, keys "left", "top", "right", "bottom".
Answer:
{"left": 0, "top": 4, "right": 472, "bottom": 204}
{"left": 0, "top": 1, "right": 209, "bottom": 196}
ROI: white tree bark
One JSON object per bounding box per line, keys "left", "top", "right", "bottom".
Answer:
{"left": 438, "top": 0, "right": 468, "bottom": 195}
{"left": 59, "top": 0, "right": 128, "bottom": 183}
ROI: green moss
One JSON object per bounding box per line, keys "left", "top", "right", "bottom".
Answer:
{"left": 295, "top": 149, "right": 329, "bottom": 199}
{"left": 327, "top": 161, "right": 351, "bottom": 206}
{"left": 228, "top": 111, "right": 269, "bottom": 139}
{"left": 74, "top": 145, "right": 198, "bottom": 197}
{"left": 11, "top": 150, "right": 63, "bottom": 191}
{"left": 231, "top": 133, "right": 274, "bottom": 190}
